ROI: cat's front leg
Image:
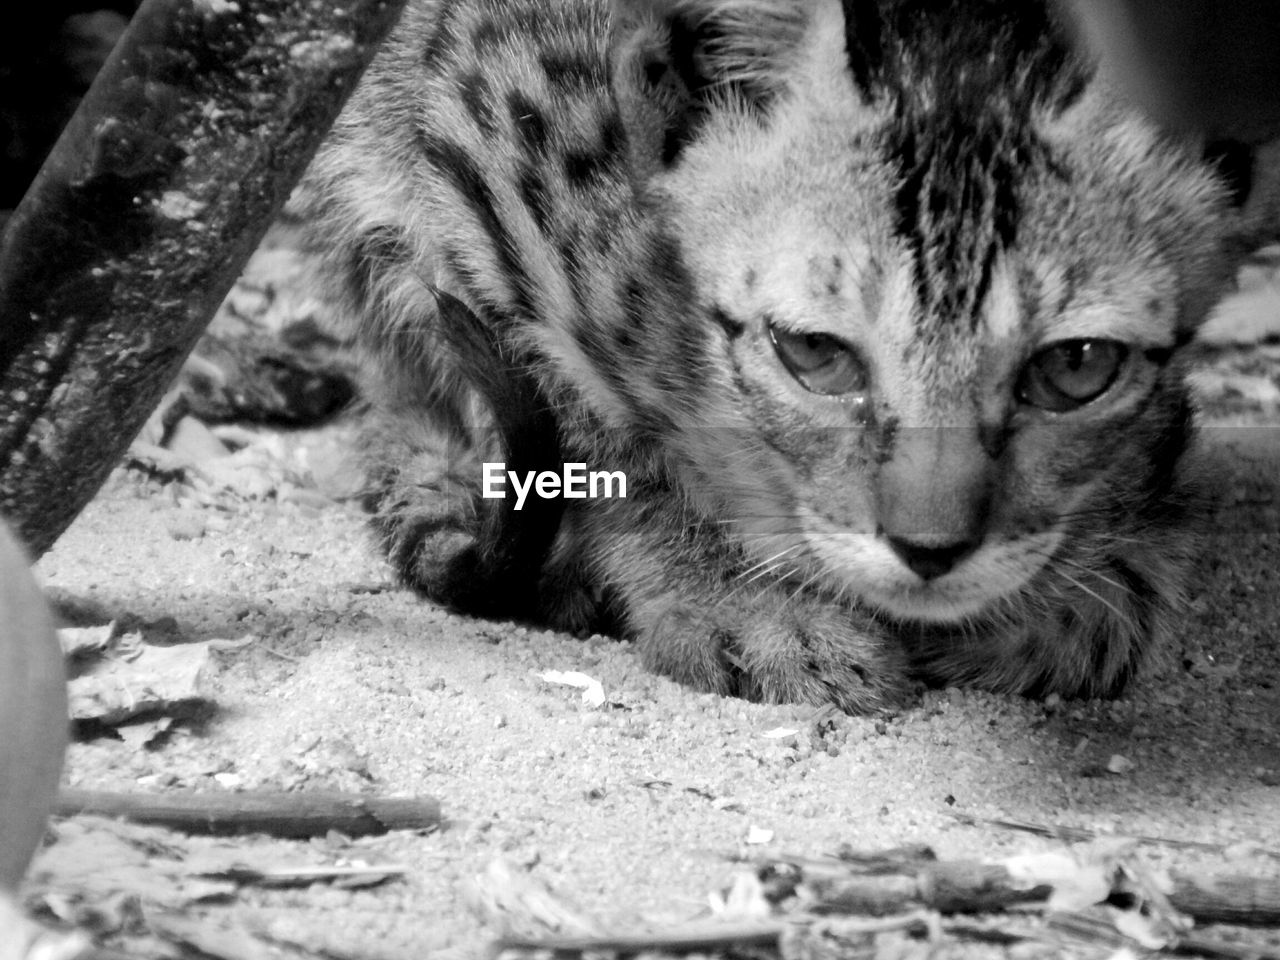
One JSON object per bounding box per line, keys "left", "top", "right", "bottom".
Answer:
{"left": 587, "top": 496, "right": 910, "bottom": 712}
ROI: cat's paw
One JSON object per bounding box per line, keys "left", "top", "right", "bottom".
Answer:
{"left": 636, "top": 593, "right": 909, "bottom": 712}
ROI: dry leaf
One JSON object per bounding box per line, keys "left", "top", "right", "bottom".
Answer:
{"left": 166, "top": 415, "right": 231, "bottom": 464}
{"left": 117, "top": 715, "right": 175, "bottom": 749}
{"left": 128, "top": 416, "right": 313, "bottom": 504}
{"left": 712, "top": 871, "right": 773, "bottom": 921}
{"left": 1114, "top": 860, "right": 1191, "bottom": 940}
{"left": 57, "top": 621, "right": 117, "bottom": 659}
{"left": 29, "top": 819, "right": 226, "bottom": 914}
{"left": 0, "top": 893, "right": 90, "bottom": 960}
{"left": 151, "top": 915, "right": 280, "bottom": 960}
{"left": 67, "top": 640, "right": 216, "bottom": 724}
{"left": 466, "top": 857, "right": 602, "bottom": 939}
{"left": 189, "top": 855, "right": 406, "bottom": 889}
{"left": 1108, "top": 906, "right": 1173, "bottom": 949}
{"left": 762, "top": 727, "right": 801, "bottom": 740}
{"left": 1001, "top": 850, "right": 1111, "bottom": 912}
{"left": 538, "top": 670, "right": 605, "bottom": 708}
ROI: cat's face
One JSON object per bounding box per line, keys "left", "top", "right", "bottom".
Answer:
{"left": 620, "top": 0, "right": 1230, "bottom": 627}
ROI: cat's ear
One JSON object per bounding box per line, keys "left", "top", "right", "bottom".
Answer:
{"left": 608, "top": 0, "right": 807, "bottom": 173}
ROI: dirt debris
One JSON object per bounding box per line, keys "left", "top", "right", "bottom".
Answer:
{"left": 15, "top": 259, "right": 1280, "bottom": 957}
{"left": 14, "top": 419, "right": 1280, "bottom": 957}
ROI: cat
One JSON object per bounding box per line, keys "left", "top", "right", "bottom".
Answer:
{"left": 296, "top": 0, "right": 1249, "bottom": 711}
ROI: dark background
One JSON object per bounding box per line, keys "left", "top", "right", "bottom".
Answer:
{"left": 1, "top": 0, "right": 142, "bottom": 208}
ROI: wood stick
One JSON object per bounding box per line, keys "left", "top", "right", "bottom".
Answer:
{"left": 494, "top": 913, "right": 935, "bottom": 957}
{"left": 781, "top": 853, "right": 1280, "bottom": 928}
{"left": 1169, "top": 875, "right": 1280, "bottom": 926}
{"left": 0, "top": 0, "right": 408, "bottom": 555}
{"left": 1048, "top": 910, "right": 1280, "bottom": 960}
{"left": 801, "top": 859, "right": 1052, "bottom": 916}
{"left": 54, "top": 788, "right": 441, "bottom": 838}
{"left": 945, "top": 811, "right": 1239, "bottom": 854}
{"left": 1174, "top": 933, "right": 1280, "bottom": 960}
{"left": 198, "top": 862, "right": 408, "bottom": 886}
{"left": 494, "top": 923, "right": 785, "bottom": 956}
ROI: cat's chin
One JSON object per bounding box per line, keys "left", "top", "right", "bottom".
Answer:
{"left": 861, "top": 585, "right": 1000, "bottom": 625}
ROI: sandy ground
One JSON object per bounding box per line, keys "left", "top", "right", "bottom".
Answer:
{"left": 16, "top": 269, "right": 1280, "bottom": 958}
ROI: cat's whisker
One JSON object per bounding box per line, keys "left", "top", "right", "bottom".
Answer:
{"left": 778, "top": 569, "right": 827, "bottom": 615}
{"left": 1042, "top": 565, "right": 1128, "bottom": 622}
{"left": 1049, "top": 557, "right": 1130, "bottom": 596}
{"left": 733, "top": 545, "right": 806, "bottom": 584}
{"left": 1018, "top": 543, "right": 1133, "bottom": 599}
{"left": 718, "top": 563, "right": 804, "bottom": 606}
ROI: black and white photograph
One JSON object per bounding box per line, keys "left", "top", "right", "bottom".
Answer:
{"left": 2, "top": 0, "right": 1280, "bottom": 956}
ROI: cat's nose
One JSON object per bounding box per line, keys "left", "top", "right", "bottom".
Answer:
{"left": 874, "top": 426, "right": 992, "bottom": 580}
{"left": 885, "top": 535, "right": 979, "bottom": 581}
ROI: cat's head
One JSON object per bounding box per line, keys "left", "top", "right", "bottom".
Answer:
{"left": 608, "top": 0, "right": 1234, "bottom": 692}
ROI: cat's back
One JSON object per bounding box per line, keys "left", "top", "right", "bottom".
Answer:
{"left": 312, "top": 0, "right": 617, "bottom": 213}
{"left": 301, "top": 0, "right": 633, "bottom": 350}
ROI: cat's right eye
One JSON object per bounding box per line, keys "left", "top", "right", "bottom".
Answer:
{"left": 768, "top": 324, "right": 868, "bottom": 396}
{"left": 1016, "top": 339, "right": 1128, "bottom": 412}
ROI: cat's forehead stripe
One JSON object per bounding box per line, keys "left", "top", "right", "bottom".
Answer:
{"left": 839, "top": 0, "right": 1086, "bottom": 330}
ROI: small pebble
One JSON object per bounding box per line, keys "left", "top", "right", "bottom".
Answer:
{"left": 167, "top": 513, "right": 206, "bottom": 541}
{"left": 1106, "top": 754, "right": 1134, "bottom": 775}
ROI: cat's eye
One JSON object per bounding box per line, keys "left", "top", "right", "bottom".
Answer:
{"left": 1017, "top": 339, "right": 1128, "bottom": 412}
{"left": 768, "top": 325, "right": 868, "bottom": 396}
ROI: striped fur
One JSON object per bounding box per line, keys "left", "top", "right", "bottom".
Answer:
{"left": 299, "top": 0, "right": 1239, "bottom": 710}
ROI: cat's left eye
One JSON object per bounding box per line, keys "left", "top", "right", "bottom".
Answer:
{"left": 1017, "top": 339, "right": 1128, "bottom": 412}
{"left": 769, "top": 325, "right": 868, "bottom": 396}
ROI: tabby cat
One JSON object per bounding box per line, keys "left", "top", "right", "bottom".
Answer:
{"left": 298, "top": 0, "right": 1245, "bottom": 711}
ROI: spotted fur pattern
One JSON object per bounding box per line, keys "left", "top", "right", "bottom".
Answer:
{"left": 298, "top": 0, "right": 1241, "bottom": 711}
